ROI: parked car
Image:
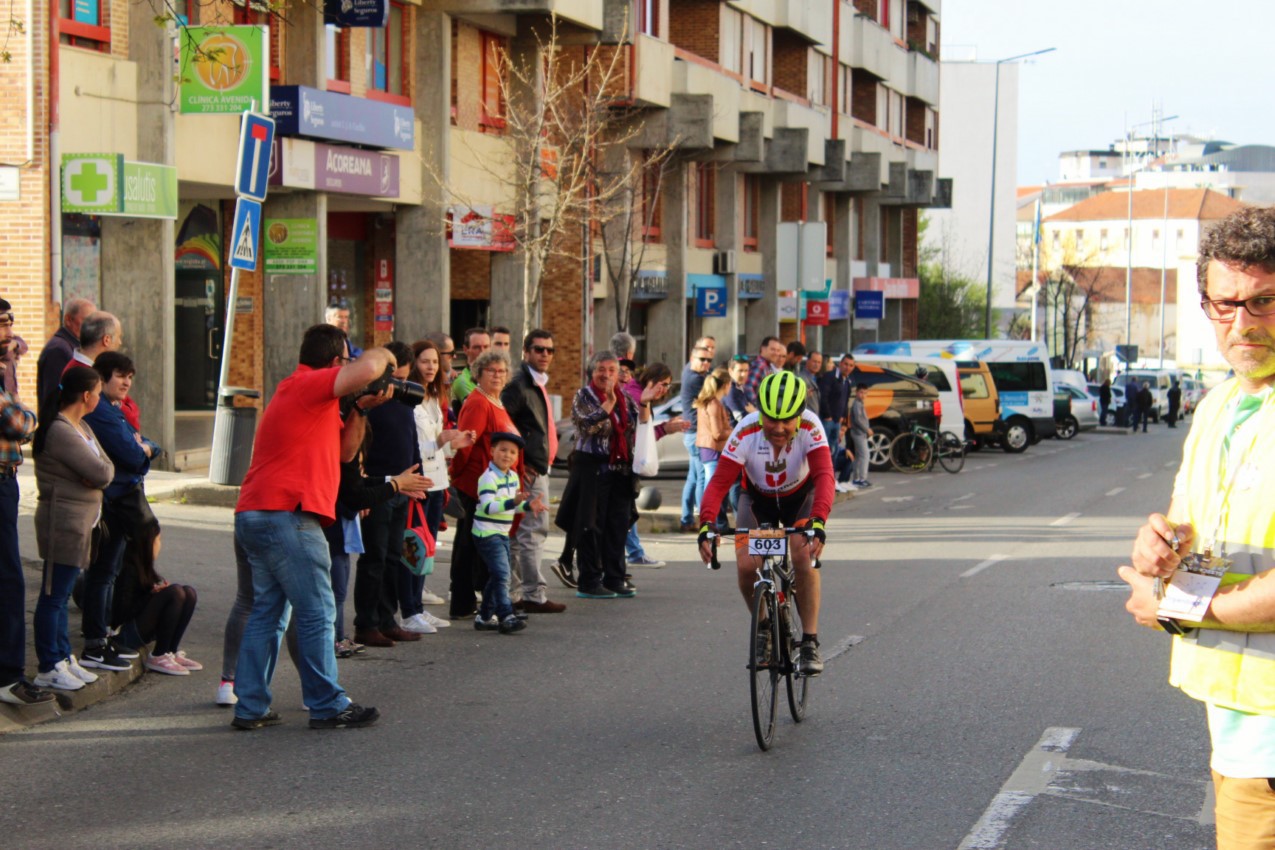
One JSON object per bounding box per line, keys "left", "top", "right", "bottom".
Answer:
{"left": 1088, "top": 382, "right": 1127, "bottom": 425}
{"left": 1181, "top": 376, "right": 1206, "bottom": 414}
{"left": 850, "top": 364, "right": 942, "bottom": 470}
{"left": 851, "top": 354, "right": 965, "bottom": 441}
{"left": 1054, "top": 385, "right": 1099, "bottom": 439}
{"left": 955, "top": 361, "right": 1003, "bottom": 450}
{"left": 1113, "top": 370, "right": 1174, "bottom": 423}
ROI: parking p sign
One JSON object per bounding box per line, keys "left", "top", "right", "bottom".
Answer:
{"left": 696, "top": 285, "right": 727, "bottom": 318}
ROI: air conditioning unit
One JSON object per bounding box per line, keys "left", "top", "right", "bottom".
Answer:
{"left": 713, "top": 249, "right": 736, "bottom": 275}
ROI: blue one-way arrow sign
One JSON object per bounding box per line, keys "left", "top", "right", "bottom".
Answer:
{"left": 235, "top": 112, "right": 275, "bottom": 203}
{"left": 230, "top": 198, "right": 262, "bottom": 272}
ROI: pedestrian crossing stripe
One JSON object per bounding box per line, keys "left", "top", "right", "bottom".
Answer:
{"left": 233, "top": 217, "right": 255, "bottom": 263}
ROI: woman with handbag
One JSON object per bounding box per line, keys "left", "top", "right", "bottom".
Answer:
{"left": 555, "top": 351, "right": 656, "bottom": 599}
{"left": 407, "top": 339, "right": 473, "bottom": 621}
{"left": 31, "top": 366, "right": 115, "bottom": 691}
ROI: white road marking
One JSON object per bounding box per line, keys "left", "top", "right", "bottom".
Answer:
{"left": 961, "top": 554, "right": 1007, "bottom": 578}
{"left": 949, "top": 504, "right": 974, "bottom": 510}
{"left": 1137, "top": 472, "right": 1153, "bottom": 480}
{"left": 825, "top": 634, "right": 865, "bottom": 662}
{"left": 958, "top": 727, "right": 1081, "bottom": 849}
{"left": 882, "top": 496, "right": 913, "bottom": 503}
{"left": 1050, "top": 512, "right": 1081, "bottom": 527}
{"left": 951, "top": 493, "right": 975, "bottom": 502}
{"left": 1105, "top": 487, "right": 1125, "bottom": 497}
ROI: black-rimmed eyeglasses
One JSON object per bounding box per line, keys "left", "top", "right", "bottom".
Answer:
{"left": 1201, "top": 295, "right": 1275, "bottom": 321}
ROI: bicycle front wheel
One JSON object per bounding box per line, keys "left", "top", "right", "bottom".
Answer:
{"left": 781, "top": 593, "right": 810, "bottom": 722}
{"left": 937, "top": 433, "right": 966, "bottom": 474}
{"left": 890, "top": 432, "right": 930, "bottom": 474}
{"left": 750, "top": 588, "right": 780, "bottom": 751}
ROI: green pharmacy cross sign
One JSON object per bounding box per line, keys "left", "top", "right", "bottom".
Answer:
{"left": 61, "top": 154, "right": 178, "bottom": 219}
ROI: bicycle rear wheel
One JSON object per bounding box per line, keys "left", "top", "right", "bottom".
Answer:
{"left": 749, "top": 587, "right": 780, "bottom": 751}
{"left": 890, "top": 432, "right": 930, "bottom": 474}
{"left": 781, "top": 592, "right": 809, "bottom": 722}
{"left": 937, "top": 433, "right": 966, "bottom": 474}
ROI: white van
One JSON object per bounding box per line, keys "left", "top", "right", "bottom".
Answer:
{"left": 1113, "top": 369, "right": 1174, "bottom": 422}
{"left": 852, "top": 354, "right": 965, "bottom": 441}
{"left": 854, "top": 339, "right": 1056, "bottom": 451}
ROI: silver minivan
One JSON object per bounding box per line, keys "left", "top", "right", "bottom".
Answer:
{"left": 1113, "top": 370, "right": 1173, "bottom": 422}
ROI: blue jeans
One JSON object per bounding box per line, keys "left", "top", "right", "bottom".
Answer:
{"left": 233, "top": 510, "right": 350, "bottom": 721}
{"left": 34, "top": 562, "right": 80, "bottom": 673}
{"left": 81, "top": 511, "right": 128, "bottom": 645}
{"left": 473, "top": 534, "right": 514, "bottom": 621}
{"left": 397, "top": 493, "right": 442, "bottom": 618}
{"left": 821, "top": 419, "right": 842, "bottom": 463}
{"left": 625, "top": 522, "right": 645, "bottom": 561}
{"left": 680, "top": 432, "right": 704, "bottom": 524}
{"left": 0, "top": 476, "right": 25, "bottom": 685}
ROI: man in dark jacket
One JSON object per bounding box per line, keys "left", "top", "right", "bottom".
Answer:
{"left": 36, "top": 297, "right": 94, "bottom": 420}
{"left": 1166, "top": 380, "right": 1181, "bottom": 428}
{"left": 81, "top": 352, "right": 157, "bottom": 671}
{"left": 502, "top": 330, "right": 566, "bottom": 614}
{"left": 818, "top": 354, "right": 855, "bottom": 462}
{"left": 1098, "top": 379, "right": 1112, "bottom": 426}
{"left": 1133, "top": 381, "right": 1154, "bottom": 434}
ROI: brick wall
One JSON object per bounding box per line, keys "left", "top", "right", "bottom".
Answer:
{"left": 781, "top": 182, "right": 806, "bottom": 222}
{"left": 901, "top": 207, "right": 917, "bottom": 277}
{"left": 539, "top": 220, "right": 587, "bottom": 398}
{"left": 771, "top": 31, "right": 808, "bottom": 98}
{"left": 450, "top": 248, "right": 492, "bottom": 301}
{"left": 850, "top": 69, "right": 878, "bottom": 125}
{"left": 1, "top": 0, "right": 53, "bottom": 405}
{"left": 667, "top": 0, "right": 721, "bottom": 63}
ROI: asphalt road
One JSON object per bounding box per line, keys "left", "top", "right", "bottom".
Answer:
{"left": 4, "top": 423, "right": 1215, "bottom": 850}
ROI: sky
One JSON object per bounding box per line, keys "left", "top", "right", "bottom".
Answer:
{"left": 939, "top": 0, "right": 1275, "bottom": 187}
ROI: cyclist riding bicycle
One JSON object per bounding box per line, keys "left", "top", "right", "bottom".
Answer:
{"left": 696, "top": 370, "right": 835, "bottom": 675}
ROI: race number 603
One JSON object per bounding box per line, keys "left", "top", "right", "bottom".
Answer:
{"left": 747, "top": 533, "right": 788, "bottom": 557}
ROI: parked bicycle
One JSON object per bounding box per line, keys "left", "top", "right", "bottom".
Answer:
{"left": 707, "top": 525, "right": 812, "bottom": 751}
{"left": 889, "top": 420, "right": 965, "bottom": 474}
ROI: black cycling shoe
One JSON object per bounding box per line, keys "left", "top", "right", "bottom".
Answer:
{"left": 797, "top": 641, "right": 824, "bottom": 677}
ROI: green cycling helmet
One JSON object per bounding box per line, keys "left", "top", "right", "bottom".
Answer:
{"left": 758, "top": 371, "right": 806, "bottom": 420}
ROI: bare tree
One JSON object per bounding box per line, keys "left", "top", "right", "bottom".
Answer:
{"left": 430, "top": 16, "right": 653, "bottom": 338}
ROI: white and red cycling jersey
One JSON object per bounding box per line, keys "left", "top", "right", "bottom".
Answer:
{"left": 698, "top": 409, "right": 835, "bottom": 524}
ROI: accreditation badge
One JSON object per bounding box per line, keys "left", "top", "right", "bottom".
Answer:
{"left": 1156, "top": 549, "right": 1231, "bottom": 622}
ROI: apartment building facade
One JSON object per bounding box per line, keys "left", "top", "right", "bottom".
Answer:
{"left": 0, "top": 0, "right": 947, "bottom": 465}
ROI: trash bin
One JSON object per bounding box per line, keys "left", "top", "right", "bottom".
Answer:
{"left": 209, "top": 386, "right": 261, "bottom": 486}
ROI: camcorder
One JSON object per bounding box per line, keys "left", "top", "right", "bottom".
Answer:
{"left": 359, "top": 365, "right": 425, "bottom": 408}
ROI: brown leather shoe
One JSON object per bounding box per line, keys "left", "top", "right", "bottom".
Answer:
{"left": 520, "top": 599, "right": 566, "bottom": 614}
{"left": 354, "top": 629, "right": 395, "bottom": 648}
{"left": 382, "top": 625, "right": 422, "bottom": 642}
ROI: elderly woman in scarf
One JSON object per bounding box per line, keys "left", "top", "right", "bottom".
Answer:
{"left": 555, "top": 351, "right": 658, "bottom": 599}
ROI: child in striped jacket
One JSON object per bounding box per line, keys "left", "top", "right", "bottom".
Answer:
{"left": 473, "top": 432, "right": 546, "bottom": 634}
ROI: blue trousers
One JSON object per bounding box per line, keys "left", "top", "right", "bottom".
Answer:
{"left": 0, "top": 476, "right": 25, "bottom": 686}
{"left": 474, "top": 534, "right": 514, "bottom": 622}
{"left": 680, "top": 432, "right": 704, "bottom": 524}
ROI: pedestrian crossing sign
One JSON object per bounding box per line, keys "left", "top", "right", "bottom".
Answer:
{"left": 230, "top": 197, "right": 262, "bottom": 271}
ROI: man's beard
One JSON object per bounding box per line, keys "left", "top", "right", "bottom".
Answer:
{"left": 1224, "top": 328, "right": 1275, "bottom": 380}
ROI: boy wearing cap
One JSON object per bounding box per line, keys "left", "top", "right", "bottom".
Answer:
{"left": 473, "top": 433, "right": 546, "bottom": 634}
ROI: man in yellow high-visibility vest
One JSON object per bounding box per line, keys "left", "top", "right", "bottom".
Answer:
{"left": 1121, "top": 206, "right": 1275, "bottom": 849}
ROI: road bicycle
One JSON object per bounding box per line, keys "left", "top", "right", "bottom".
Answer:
{"left": 707, "top": 525, "right": 813, "bottom": 751}
{"left": 889, "top": 420, "right": 965, "bottom": 475}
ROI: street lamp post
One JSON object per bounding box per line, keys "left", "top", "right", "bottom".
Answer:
{"left": 984, "top": 47, "right": 1055, "bottom": 338}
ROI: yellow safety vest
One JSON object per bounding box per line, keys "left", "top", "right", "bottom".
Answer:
{"left": 1168, "top": 379, "right": 1275, "bottom": 714}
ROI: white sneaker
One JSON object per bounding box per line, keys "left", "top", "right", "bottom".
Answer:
{"left": 835, "top": 482, "right": 851, "bottom": 493}
{"left": 33, "top": 660, "right": 85, "bottom": 691}
{"left": 420, "top": 589, "right": 446, "bottom": 606}
{"left": 67, "top": 655, "right": 99, "bottom": 684}
{"left": 217, "top": 679, "right": 238, "bottom": 706}
{"left": 421, "top": 611, "right": 451, "bottom": 628}
{"left": 401, "top": 613, "right": 438, "bottom": 634}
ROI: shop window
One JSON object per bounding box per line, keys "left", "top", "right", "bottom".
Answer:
{"left": 368, "top": 1, "right": 409, "bottom": 105}
{"left": 326, "top": 25, "right": 352, "bottom": 93}
{"left": 694, "top": 163, "right": 715, "bottom": 248}
{"left": 232, "top": 0, "right": 282, "bottom": 81}
{"left": 59, "top": 0, "right": 110, "bottom": 51}
{"left": 480, "top": 31, "right": 507, "bottom": 131}
{"left": 742, "top": 175, "right": 760, "bottom": 252}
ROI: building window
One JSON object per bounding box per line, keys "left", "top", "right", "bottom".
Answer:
{"left": 744, "top": 15, "right": 770, "bottom": 87}
{"left": 694, "top": 164, "right": 716, "bottom": 248}
{"left": 637, "top": 0, "right": 658, "bottom": 37}
{"left": 368, "top": 1, "right": 409, "bottom": 104}
{"left": 480, "top": 31, "right": 506, "bottom": 131}
{"left": 838, "top": 64, "right": 851, "bottom": 114}
{"left": 326, "top": 24, "right": 351, "bottom": 93}
{"left": 641, "top": 153, "right": 663, "bottom": 243}
{"left": 743, "top": 175, "right": 760, "bottom": 252}
{"left": 807, "top": 51, "right": 827, "bottom": 106}
{"left": 1075, "top": 228, "right": 1085, "bottom": 251}
{"left": 1052, "top": 231, "right": 1060, "bottom": 252}
{"left": 720, "top": 7, "right": 743, "bottom": 74}
{"left": 1100, "top": 228, "right": 1108, "bottom": 252}
{"left": 59, "top": 0, "right": 110, "bottom": 50}
{"left": 233, "top": 1, "right": 282, "bottom": 81}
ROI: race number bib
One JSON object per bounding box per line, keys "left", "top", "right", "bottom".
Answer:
{"left": 748, "top": 528, "right": 788, "bottom": 557}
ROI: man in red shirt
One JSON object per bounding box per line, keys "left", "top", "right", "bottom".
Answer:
{"left": 230, "top": 324, "right": 395, "bottom": 731}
